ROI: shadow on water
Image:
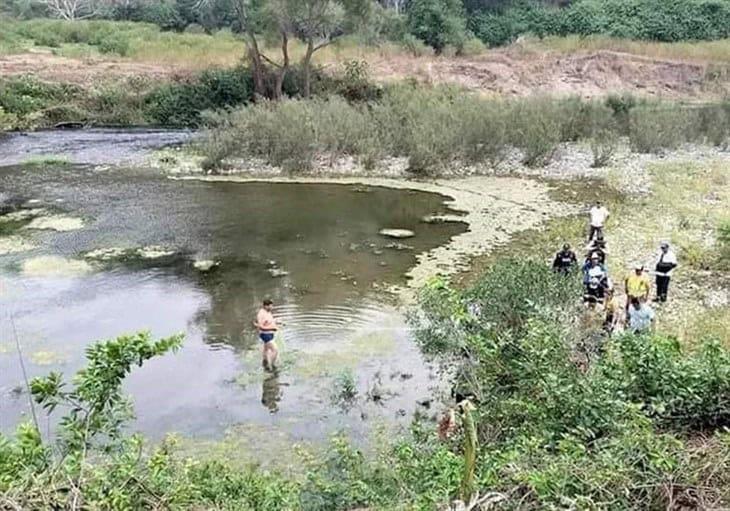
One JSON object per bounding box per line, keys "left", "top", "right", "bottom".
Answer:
{"left": 0, "top": 158, "right": 467, "bottom": 454}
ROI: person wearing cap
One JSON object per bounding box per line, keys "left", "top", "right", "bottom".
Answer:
{"left": 654, "top": 242, "right": 678, "bottom": 302}
{"left": 553, "top": 243, "right": 578, "bottom": 274}
{"left": 625, "top": 264, "right": 651, "bottom": 311}
{"left": 588, "top": 201, "right": 609, "bottom": 241}
{"left": 583, "top": 253, "right": 608, "bottom": 306}
{"left": 585, "top": 233, "right": 609, "bottom": 265}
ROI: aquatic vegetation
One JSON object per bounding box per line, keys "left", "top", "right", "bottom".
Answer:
{"left": 28, "top": 350, "right": 67, "bottom": 366}
{"left": 21, "top": 155, "right": 70, "bottom": 166}
{"left": 24, "top": 214, "right": 83, "bottom": 232}
{"left": 330, "top": 369, "right": 358, "bottom": 408}
{"left": 20, "top": 255, "right": 93, "bottom": 277}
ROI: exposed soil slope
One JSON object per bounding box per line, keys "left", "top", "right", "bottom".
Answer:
{"left": 1, "top": 45, "right": 728, "bottom": 99}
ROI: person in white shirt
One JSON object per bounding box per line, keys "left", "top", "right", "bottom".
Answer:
{"left": 588, "top": 201, "right": 609, "bottom": 241}
{"left": 654, "top": 241, "right": 678, "bottom": 302}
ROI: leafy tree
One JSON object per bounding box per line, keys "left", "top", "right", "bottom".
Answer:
{"left": 406, "top": 0, "right": 467, "bottom": 53}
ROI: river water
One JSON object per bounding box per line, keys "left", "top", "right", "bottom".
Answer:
{"left": 0, "top": 130, "right": 466, "bottom": 458}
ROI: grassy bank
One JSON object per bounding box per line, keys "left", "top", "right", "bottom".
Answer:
{"left": 201, "top": 85, "right": 730, "bottom": 173}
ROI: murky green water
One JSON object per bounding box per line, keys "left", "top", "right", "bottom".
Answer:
{"left": 0, "top": 134, "right": 466, "bottom": 452}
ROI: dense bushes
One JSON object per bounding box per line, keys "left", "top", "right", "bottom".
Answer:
{"left": 470, "top": 0, "right": 730, "bottom": 47}
{"left": 412, "top": 259, "right": 730, "bottom": 508}
{"left": 202, "top": 85, "right": 730, "bottom": 173}
{"left": 145, "top": 67, "right": 253, "bottom": 126}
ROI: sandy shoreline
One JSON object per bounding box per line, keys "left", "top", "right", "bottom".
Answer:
{"left": 173, "top": 174, "right": 577, "bottom": 294}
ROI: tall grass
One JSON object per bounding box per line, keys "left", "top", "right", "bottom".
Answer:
{"left": 202, "top": 86, "right": 730, "bottom": 173}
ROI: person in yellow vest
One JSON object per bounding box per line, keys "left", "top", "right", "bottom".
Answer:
{"left": 625, "top": 263, "right": 651, "bottom": 312}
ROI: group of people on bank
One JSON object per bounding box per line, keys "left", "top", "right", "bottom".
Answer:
{"left": 553, "top": 201, "right": 678, "bottom": 335}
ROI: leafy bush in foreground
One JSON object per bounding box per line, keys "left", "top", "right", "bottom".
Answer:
{"left": 412, "top": 259, "right": 730, "bottom": 508}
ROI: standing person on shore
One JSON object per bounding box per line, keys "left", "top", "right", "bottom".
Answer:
{"left": 654, "top": 241, "right": 678, "bottom": 303}
{"left": 254, "top": 298, "right": 279, "bottom": 371}
{"left": 585, "top": 234, "right": 609, "bottom": 265}
{"left": 588, "top": 201, "right": 609, "bottom": 241}
{"left": 553, "top": 243, "right": 578, "bottom": 274}
{"left": 627, "top": 297, "right": 655, "bottom": 334}
{"left": 583, "top": 253, "right": 608, "bottom": 306}
{"left": 625, "top": 264, "right": 651, "bottom": 311}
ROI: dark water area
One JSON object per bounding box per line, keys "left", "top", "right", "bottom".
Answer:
{"left": 0, "top": 153, "right": 467, "bottom": 454}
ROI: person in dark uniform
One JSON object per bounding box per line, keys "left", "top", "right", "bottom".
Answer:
{"left": 654, "top": 241, "right": 678, "bottom": 302}
{"left": 553, "top": 243, "right": 578, "bottom": 274}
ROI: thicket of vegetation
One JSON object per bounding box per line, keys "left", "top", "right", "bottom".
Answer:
{"left": 4, "top": 0, "right": 729, "bottom": 58}
{"left": 3, "top": 262, "right": 730, "bottom": 509}
{"left": 470, "top": 0, "right": 730, "bottom": 47}
{"left": 201, "top": 82, "right": 730, "bottom": 173}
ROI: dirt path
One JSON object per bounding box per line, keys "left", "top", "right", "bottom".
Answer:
{"left": 2, "top": 45, "right": 728, "bottom": 98}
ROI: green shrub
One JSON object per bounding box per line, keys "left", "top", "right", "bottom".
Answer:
{"left": 407, "top": 0, "right": 468, "bottom": 53}
{"left": 509, "top": 98, "right": 563, "bottom": 166}
{"left": 145, "top": 66, "right": 253, "bottom": 126}
{"left": 629, "top": 105, "right": 692, "bottom": 153}
{"left": 469, "top": 0, "right": 730, "bottom": 47}
{"left": 96, "top": 34, "right": 130, "bottom": 55}
{"left": 401, "top": 33, "right": 434, "bottom": 56}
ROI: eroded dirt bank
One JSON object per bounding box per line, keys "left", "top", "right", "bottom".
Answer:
{"left": 2, "top": 44, "right": 728, "bottom": 99}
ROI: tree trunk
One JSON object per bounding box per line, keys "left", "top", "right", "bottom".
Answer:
{"left": 302, "top": 39, "right": 315, "bottom": 98}
{"left": 273, "top": 31, "right": 290, "bottom": 100}
{"left": 246, "top": 32, "right": 267, "bottom": 100}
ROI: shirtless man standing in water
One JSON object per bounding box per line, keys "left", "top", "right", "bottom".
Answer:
{"left": 254, "top": 299, "right": 279, "bottom": 370}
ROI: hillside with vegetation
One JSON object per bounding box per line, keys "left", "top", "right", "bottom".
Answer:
{"left": 1, "top": 0, "right": 730, "bottom": 509}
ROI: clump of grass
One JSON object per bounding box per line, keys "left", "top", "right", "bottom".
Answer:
{"left": 330, "top": 369, "right": 358, "bottom": 408}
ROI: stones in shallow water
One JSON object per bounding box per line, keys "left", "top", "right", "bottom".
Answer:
{"left": 0, "top": 236, "right": 35, "bottom": 255}
{"left": 379, "top": 228, "right": 415, "bottom": 239}
{"left": 193, "top": 259, "right": 220, "bottom": 272}
{"left": 268, "top": 268, "right": 289, "bottom": 278}
{"left": 384, "top": 242, "right": 414, "bottom": 251}
{"left": 137, "top": 246, "right": 175, "bottom": 259}
{"left": 21, "top": 255, "right": 92, "bottom": 277}
{"left": 25, "top": 214, "right": 84, "bottom": 232}
{"left": 421, "top": 215, "right": 448, "bottom": 224}
{"left": 84, "top": 246, "right": 176, "bottom": 262}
